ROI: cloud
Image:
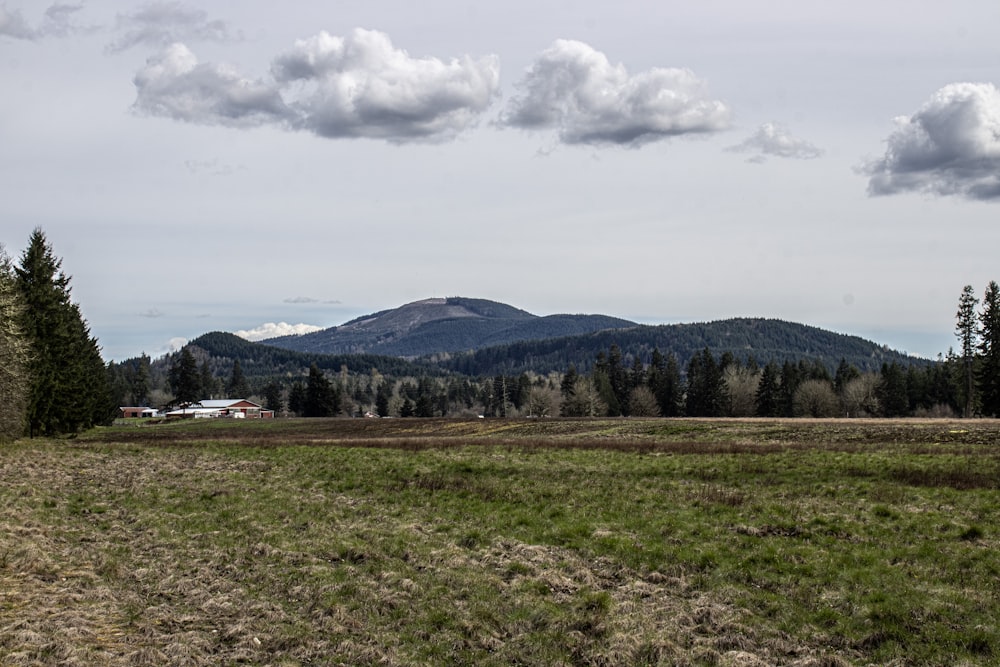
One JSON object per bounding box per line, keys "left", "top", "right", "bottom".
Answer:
{"left": 132, "top": 43, "right": 290, "bottom": 128}
{"left": 283, "top": 296, "right": 319, "bottom": 304}
{"left": 131, "top": 28, "right": 501, "bottom": 143}
{"left": 500, "top": 39, "right": 731, "bottom": 147}
{"left": 864, "top": 82, "right": 1000, "bottom": 201}
{"left": 233, "top": 322, "right": 323, "bottom": 341}
{"left": 271, "top": 28, "right": 500, "bottom": 142}
{"left": 108, "top": 1, "right": 236, "bottom": 52}
{"left": 0, "top": 2, "right": 83, "bottom": 40}
{"left": 139, "top": 308, "right": 165, "bottom": 318}
{"left": 726, "top": 122, "right": 823, "bottom": 163}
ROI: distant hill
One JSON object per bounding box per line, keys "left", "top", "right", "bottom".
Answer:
{"left": 265, "top": 297, "right": 636, "bottom": 357}
{"left": 257, "top": 297, "right": 930, "bottom": 376}
{"left": 439, "top": 318, "right": 928, "bottom": 376}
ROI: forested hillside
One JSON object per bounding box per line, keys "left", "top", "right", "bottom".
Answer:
{"left": 439, "top": 318, "right": 924, "bottom": 376}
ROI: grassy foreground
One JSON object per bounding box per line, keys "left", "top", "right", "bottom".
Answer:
{"left": 2, "top": 418, "right": 999, "bottom": 666}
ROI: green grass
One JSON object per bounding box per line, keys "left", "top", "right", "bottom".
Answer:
{"left": 1, "top": 417, "right": 999, "bottom": 665}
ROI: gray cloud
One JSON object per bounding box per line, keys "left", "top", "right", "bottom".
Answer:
{"left": 108, "top": 1, "right": 236, "bottom": 53}
{"left": 283, "top": 296, "right": 319, "bottom": 304}
{"left": 0, "top": 2, "right": 83, "bottom": 40}
{"left": 864, "top": 82, "right": 1000, "bottom": 201}
{"left": 726, "top": 122, "right": 823, "bottom": 163}
{"left": 500, "top": 39, "right": 731, "bottom": 147}
{"left": 271, "top": 28, "right": 500, "bottom": 142}
{"left": 131, "top": 29, "right": 501, "bottom": 143}
{"left": 132, "top": 43, "right": 290, "bottom": 128}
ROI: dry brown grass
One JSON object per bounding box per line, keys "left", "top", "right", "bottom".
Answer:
{"left": 2, "top": 419, "right": 998, "bottom": 665}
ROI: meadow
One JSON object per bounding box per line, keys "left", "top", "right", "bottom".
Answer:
{"left": 1, "top": 417, "right": 998, "bottom": 666}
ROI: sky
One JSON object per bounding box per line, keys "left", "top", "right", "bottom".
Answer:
{"left": 3, "top": 1, "right": 1000, "bottom": 362}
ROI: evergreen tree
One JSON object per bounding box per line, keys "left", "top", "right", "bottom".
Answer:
{"left": 15, "top": 229, "right": 111, "bottom": 435}
{"left": 648, "top": 350, "right": 682, "bottom": 417}
{"left": 262, "top": 381, "right": 284, "bottom": 414}
{"left": 304, "top": 363, "right": 339, "bottom": 417}
{"left": 956, "top": 284, "right": 979, "bottom": 417}
{"left": 978, "top": 281, "right": 1000, "bottom": 417}
{"left": 199, "top": 360, "right": 218, "bottom": 399}
{"left": 0, "top": 244, "right": 29, "bottom": 441}
{"left": 168, "top": 348, "right": 201, "bottom": 404}
{"left": 686, "top": 348, "right": 725, "bottom": 417}
{"left": 754, "top": 361, "right": 781, "bottom": 417}
{"left": 375, "top": 381, "right": 392, "bottom": 417}
{"left": 287, "top": 381, "right": 306, "bottom": 415}
{"left": 878, "top": 362, "right": 909, "bottom": 417}
{"left": 227, "top": 359, "right": 251, "bottom": 398}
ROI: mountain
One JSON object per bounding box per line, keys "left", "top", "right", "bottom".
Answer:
{"left": 256, "top": 297, "right": 929, "bottom": 376}
{"left": 264, "top": 297, "right": 637, "bottom": 357}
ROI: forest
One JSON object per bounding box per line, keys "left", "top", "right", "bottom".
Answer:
{"left": 3, "top": 229, "right": 1000, "bottom": 442}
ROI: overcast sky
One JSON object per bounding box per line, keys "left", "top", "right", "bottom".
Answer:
{"left": 3, "top": 1, "right": 1000, "bottom": 362}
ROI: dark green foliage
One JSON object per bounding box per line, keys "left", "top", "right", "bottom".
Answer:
{"left": 0, "top": 245, "right": 29, "bottom": 441}
{"left": 686, "top": 348, "right": 726, "bottom": 417}
{"left": 168, "top": 347, "right": 201, "bottom": 405}
{"left": 287, "top": 381, "right": 305, "bottom": 415}
{"left": 304, "top": 363, "right": 340, "bottom": 417}
{"left": 755, "top": 362, "right": 781, "bottom": 417}
{"left": 879, "top": 363, "right": 909, "bottom": 418}
{"left": 956, "top": 285, "right": 979, "bottom": 417}
{"left": 978, "top": 281, "right": 1000, "bottom": 417}
{"left": 648, "top": 349, "right": 682, "bottom": 417}
{"left": 14, "top": 229, "right": 112, "bottom": 436}
{"left": 261, "top": 381, "right": 284, "bottom": 414}
{"left": 226, "top": 359, "right": 251, "bottom": 399}
{"left": 440, "top": 318, "right": 925, "bottom": 378}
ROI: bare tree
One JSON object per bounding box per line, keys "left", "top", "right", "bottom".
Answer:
{"left": 724, "top": 365, "right": 761, "bottom": 417}
{"left": 0, "top": 245, "right": 29, "bottom": 440}
{"left": 793, "top": 379, "right": 839, "bottom": 418}
{"left": 627, "top": 386, "right": 661, "bottom": 417}
{"left": 840, "top": 374, "right": 881, "bottom": 417}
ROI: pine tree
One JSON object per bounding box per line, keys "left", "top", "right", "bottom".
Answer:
{"left": 754, "top": 361, "right": 781, "bottom": 417}
{"left": 262, "top": 381, "right": 284, "bottom": 414}
{"left": 0, "top": 244, "right": 29, "bottom": 441}
{"left": 956, "top": 284, "right": 979, "bottom": 417}
{"left": 15, "top": 229, "right": 111, "bottom": 436}
{"left": 978, "top": 281, "right": 1000, "bottom": 417}
{"left": 304, "top": 363, "right": 339, "bottom": 417}
{"left": 169, "top": 348, "right": 201, "bottom": 404}
{"left": 227, "top": 359, "right": 251, "bottom": 398}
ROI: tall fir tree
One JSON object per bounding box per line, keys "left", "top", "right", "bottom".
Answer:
{"left": 955, "top": 284, "right": 979, "bottom": 417}
{"left": 978, "top": 281, "right": 1000, "bottom": 417}
{"left": 304, "top": 363, "right": 339, "bottom": 417}
{"left": 15, "top": 229, "right": 112, "bottom": 436}
{"left": 227, "top": 359, "right": 251, "bottom": 398}
{"left": 168, "top": 347, "right": 201, "bottom": 404}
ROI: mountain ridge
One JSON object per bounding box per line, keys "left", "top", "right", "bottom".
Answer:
{"left": 265, "top": 296, "right": 637, "bottom": 357}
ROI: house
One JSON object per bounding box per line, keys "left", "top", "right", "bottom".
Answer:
{"left": 119, "top": 406, "right": 157, "bottom": 418}
{"left": 164, "top": 399, "right": 274, "bottom": 419}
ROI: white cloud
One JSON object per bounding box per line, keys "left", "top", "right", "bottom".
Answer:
{"left": 864, "top": 82, "right": 1000, "bottom": 201}
{"left": 0, "top": 2, "right": 83, "bottom": 40}
{"left": 500, "top": 39, "right": 731, "bottom": 147}
{"left": 166, "top": 336, "right": 188, "bottom": 352}
{"left": 726, "top": 122, "right": 823, "bottom": 163}
{"left": 271, "top": 28, "right": 500, "bottom": 142}
{"left": 132, "top": 43, "right": 290, "bottom": 128}
{"left": 234, "top": 322, "right": 323, "bottom": 341}
{"left": 108, "top": 1, "right": 236, "bottom": 52}
{"left": 131, "top": 28, "right": 501, "bottom": 143}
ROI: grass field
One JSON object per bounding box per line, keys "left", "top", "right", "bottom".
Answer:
{"left": 2, "top": 417, "right": 999, "bottom": 666}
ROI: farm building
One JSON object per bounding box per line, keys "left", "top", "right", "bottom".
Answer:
{"left": 165, "top": 399, "right": 274, "bottom": 419}
{"left": 119, "top": 406, "right": 158, "bottom": 418}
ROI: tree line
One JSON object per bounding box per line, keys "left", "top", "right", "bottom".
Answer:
{"left": 0, "top": 229, "right": 114, "bottom": 441}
